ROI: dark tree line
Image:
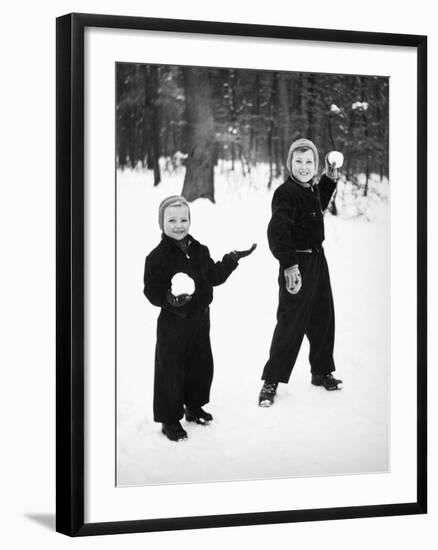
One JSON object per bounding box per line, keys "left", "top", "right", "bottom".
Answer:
{"left": 116, "top": 63, "right": 389, "bottom": 202}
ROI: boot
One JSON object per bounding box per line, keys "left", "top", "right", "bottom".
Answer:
{"left": 161, "top": 421, "right": 188, "bottom": 441}
{"left": 258, "top": 381, "right": 278, "bottom": 407}
{"left": 185, "top": 406, "right": 213, "bottom": 425}
{"left": 311, "top": 373, "right": 342, "bottom": 391}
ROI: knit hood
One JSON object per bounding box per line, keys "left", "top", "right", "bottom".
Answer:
{"left": 286, "top": 138, "right": 319, "bottom": 176}
{"left": 158, "top": 195, "right": 190, "bottom": 230}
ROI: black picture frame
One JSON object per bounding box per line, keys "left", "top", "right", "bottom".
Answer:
{"left": 56, "top": 12, "right": 427, "bottom": 537}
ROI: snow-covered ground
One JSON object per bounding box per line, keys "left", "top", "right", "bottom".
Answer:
{"left": 116, "top": 162, "right": 390, "bottom": 487}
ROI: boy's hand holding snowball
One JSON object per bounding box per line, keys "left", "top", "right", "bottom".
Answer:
{"left": 167, "top": 272, "right": 195, "bottom": 307}
{"left": 324, "top": 150, "right": 344, "bottom": 180}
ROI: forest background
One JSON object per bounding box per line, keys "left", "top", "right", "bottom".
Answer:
{"left": 116, "top": 64, "right": 389, "bottom": 203}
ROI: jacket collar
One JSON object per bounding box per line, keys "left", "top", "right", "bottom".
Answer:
{"left": 288, "top": 174, "right": 316, "bottom": 190}
{"left": 160, "top": 233, "right": 197, "bottom": 250}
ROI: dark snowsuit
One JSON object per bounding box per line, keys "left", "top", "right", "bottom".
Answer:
{"left": 144, "top": 234, "right": 238, "bottom": 423}
{"left": 262, "top": 174, "right": 337, "bottom": 383}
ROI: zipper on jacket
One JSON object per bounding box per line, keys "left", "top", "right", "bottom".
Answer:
{"left": 185, "top": 240, "right": 191, "bottom": 259}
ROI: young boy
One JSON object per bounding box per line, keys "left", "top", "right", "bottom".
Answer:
{"left": 259, "top": 138, "right": 342, "bottom": 407}
{"left": 144, "top": 195, "right": 256, "bottom": 440}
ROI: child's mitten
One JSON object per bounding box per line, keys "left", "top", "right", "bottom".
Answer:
{"left": 171, "top": 272, "right": 195, "bottom": 295}
{"left": 230, "top": 243, "right": 257, "bottom": 262}
{"left": 284, "top": 265, "right": 302, "bottom": 294}
{"left": 166, "top": 291, "right": 192, "bottom": 307}
{"left": 325, "top": 151, "right": 344, "bottom": 180}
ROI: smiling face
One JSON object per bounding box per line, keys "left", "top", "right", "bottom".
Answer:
{"left": 162, "top": 204, "right": 190, "bottom": 240}
{"left": 291, "top": 148, "right": 316, "bottom": 183}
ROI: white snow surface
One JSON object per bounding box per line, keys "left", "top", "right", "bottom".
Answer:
{"left": 117, "top": 162, "right": 390, "bottom": 487}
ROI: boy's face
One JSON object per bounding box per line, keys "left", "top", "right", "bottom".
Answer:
{"left": 163, "top": 204, "right": 190, "bottom": 240}
{"left": 291, "top": 149, "right": 316, "bottom": 183}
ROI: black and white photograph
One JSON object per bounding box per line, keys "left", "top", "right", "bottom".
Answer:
{"left": 116, "top": 63, "right": 390, "bottom": 486}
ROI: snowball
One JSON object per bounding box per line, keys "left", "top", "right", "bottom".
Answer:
{"left": 171, "top": 272, "right": 195, "bottom": 296}
{"left": 327, "top": 151, "right": 344, "bottom": 168}
{"left": 330, "top": 104, "right": 341, "bottom": 114}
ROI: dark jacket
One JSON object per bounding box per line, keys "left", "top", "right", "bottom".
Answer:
{"left": 144, "top": 234, "right": 238, "bottom": 318}
{"left": 267, "top": 174, "right": 337, "bottom": 269}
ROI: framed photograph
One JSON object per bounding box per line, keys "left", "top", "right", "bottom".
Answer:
{"left": 56, "top": 13, "right": 427, "bottom": 536}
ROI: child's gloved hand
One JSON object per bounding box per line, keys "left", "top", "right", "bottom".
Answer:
{"left": 230, "top": 243, "right": 257, "bottom": 261}
{"left": 324, "top": 151, "right": 344, "bottom": 180}
{"left": 284, "top": 265, "right": 302, "bottom": 294}
{"left": 166, "top": 291, "right": 192, "bottom": 307}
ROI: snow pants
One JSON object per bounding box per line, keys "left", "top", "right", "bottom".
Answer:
{"left": 153, "top": 308, "right": 213, "bottom": 423}
{"left": 262, "top": 248, "right": 336, "bottom": 383}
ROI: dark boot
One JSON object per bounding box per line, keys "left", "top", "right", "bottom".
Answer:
{"left": 185, "top": 406, "right": 213, "bottom": 425}
{"left": 258, "top": 381, "right": 278, "bottom": 407}
{"left": 311, "top": 373, "right": 342, "bottom": 391}
{"left": 161, "top": 421, "right": 188, "bottom": 441}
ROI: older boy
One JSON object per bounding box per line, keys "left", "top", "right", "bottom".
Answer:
{"left": 259, "top": 139, "right": 342, "bottom": 407}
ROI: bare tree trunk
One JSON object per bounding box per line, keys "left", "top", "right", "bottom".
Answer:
{"left": 249, "top": 73, "right": 261, "bottom": 167}
{"left": 268, "top": 129, "right": 274, "bottom": 188}
{"left": 360, "top": 77, "right": 370, "bottom": 196}
{"left": 143, "top": 65, "right": 161, "bottom": 185}
{"left": 226, "top": 69, "right": 238, "bottom": 172}
{"left": 239, "top": 144, "right": 248, "bottom": 177}
{"left": 267, "top": 74, "right": 277, "bottom": 188}
{"left": 307, "top": 74, "right": 316, "bottom": 141}
{"left": 127, "top": 106, "right": 136, "bottom": 168}
{"left": 181, "top": 67, "right": 215, "bottom": 202}
{"left": 276, "top": 72, "right": 290, "bottom": 176}
{"left": 317, "top": 85, "right": 337, "bottom": 153}
{"left": 299, "top": 73, "right": 307, "bottom": 137}
{"left": 345, "top": 97, "right": 355, "bottom": 181}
